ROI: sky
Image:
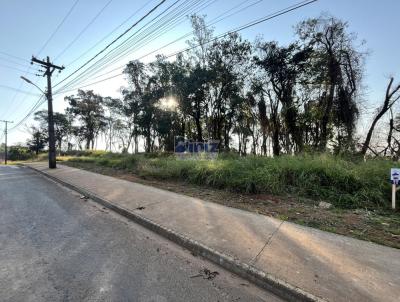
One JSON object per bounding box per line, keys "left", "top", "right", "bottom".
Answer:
{"left": 0, "top": 0, "right": 399, "bottom": 145}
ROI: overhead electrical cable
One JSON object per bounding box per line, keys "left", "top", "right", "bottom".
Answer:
{"left": 2, "top": 0, "right": 80, "bottom": 120}
{"left": 9, "top": 0, "right": 317, "bottom": 132}
{"left": 66, "top": 0, "right": 155, "bottom": 67}
{"left": 0, "top": 52, "right": 30, "bottom": 63}
{"left": 7, "top": 0, "right": 168, "bottom": 131}
{"left": 0, "top": 63, "right": 37, "bottom": 75}
{"left": 7, "top": 95, "right": 45, "bottom": 132}
{"left": 0, "top": 84, "right": 42, "bottom": 96}
{"left": 54, "top": 0, "right": 317, "bottom": 94}
{"left": 0, "top": 51, "right": 28, "bottom": 62}
{"left": 63, "top": 0, "right": 262, "bottom": 88}
{"left": 56, "top": 0, "right": 205, "bottom": 92}
{"left": 76, "top": 0, "right": 212, "bottom": 77}
{"left": 55, "top": 0, "right": 188, "bottom": 91}
{"left": 55, "top": 0, "right": 220, "bottom": 93}
{"left": 167, "top": 0, "right": 318, "bottom": 58}
{"left": 37, "top": 0, "right": 81, "bottom": 56}
{"left": 54, "top": 0, "right": 115, "bottom": 61}
{"left": 0, "top": 56, "right": 31, "bottom": 68}
{"left": 54, "top": 0, "right": 168, "bottom": 89}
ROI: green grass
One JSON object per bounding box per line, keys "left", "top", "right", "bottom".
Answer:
{"left": 60, "top": 152, "right": 397, "bottom": 209}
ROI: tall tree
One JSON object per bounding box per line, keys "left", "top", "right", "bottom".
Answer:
{"left": 254, "top": 41, "right": 312, "bottom": 153}
{"left": 297, "top": 15, "right": 364, "bottom": 151}
{"left": 27, "top": 126, "right": 47, "bottom": 155}
{"left": 207, "top": 33, "right": 252, "bottom": 148}
{"left": 34, "top": 110, "right": 72, "bottom": 151}
{"left": 65, "top": 90, "right": 106, "bottom": 150}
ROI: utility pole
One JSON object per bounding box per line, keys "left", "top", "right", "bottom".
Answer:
{"left": 1, "top": 120, "right": 13, "bottom": 165}
{"left": 31, "top": 56, "right": 64, "bottom": 169}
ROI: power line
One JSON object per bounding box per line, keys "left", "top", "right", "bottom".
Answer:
{"left": 0, "top": 56, "right": 31, "bottom": 69}
{"left": 55, "top": 0, "right": 317, "bottom": 94}
{"left": 63, "top": 0, "right": 262, "bottom": 89}
{"left": 0, "top": 63, "right": 37, "bottom": 75}
{"left": 57, "top": 0, "right": 201, "bottom": 92}
{"left": 0, "top": 84, "right": 42, "bottom": 96}
{"left": 66, "top": 0, "right": 155, "bottom": 67}
{"left": 8, "top": 95, "right": 45, "bottom": 132}
{"left": 9, "top": 0, "right": 317, "bottom": 133}
{"left": 167, "top": 0, "right": 318, "bottom": 58}
{"left": 54, "top": 0, "right": 167, "bottom": 88}
{"left": 59, "top": 0, "right": 300, "bottom": 94}
{"left": 58, "top": 0, "right": 188, "bottom": 91}
{"left": 3, "top": 0, "right": 105, "bottom": 125}
{"left": 0, "top": 75, "right": 43, "bottom": 121}
{"left": 37, "top": 0, "right": 81, "bottom": 56}
{"left": 79, "top": 0, "right": 209, "bottom": 79}
{"left": 0, "top": 51, "right": 29, "bottom": 63}
{"left": 2, "top": 1, "right": 77, "bottom": 121}
{"left": 52, "top": 0, "right": 277, "bottom": 93}
{"left": 54, "top": 0, "right": 115, "bottom": 61}
{"left": 55, "top": 0, "right": 224, "bottom": 93}
{"left": 7, "top": 0, "right": 205, "bottom": 130}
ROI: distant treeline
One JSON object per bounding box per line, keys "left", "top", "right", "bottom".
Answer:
{"left": 26, "top": 15, "right": 400, "bottom": 157}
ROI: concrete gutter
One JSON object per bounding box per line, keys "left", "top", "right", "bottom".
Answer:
{"left": 25, "top": 164, "right": 325, "bottom": 302}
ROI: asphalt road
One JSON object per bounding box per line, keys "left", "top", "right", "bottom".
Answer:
{"left": 0, "top": 165, "right": 282, "bottom": 302}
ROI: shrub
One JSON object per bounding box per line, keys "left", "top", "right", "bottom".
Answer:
{"left": 7, "top": 145, "right": 33, "bottom": 161}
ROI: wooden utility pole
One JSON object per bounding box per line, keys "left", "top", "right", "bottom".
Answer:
{"left": 1, "top": 120, "right": 13, "bottom": 165}
{"left": 31, "top": 56, "right": 64, "bottom": 169}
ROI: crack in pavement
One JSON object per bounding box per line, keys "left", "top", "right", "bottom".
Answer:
{"left": 250, "top": 220, "right": 285, "bottom": 265}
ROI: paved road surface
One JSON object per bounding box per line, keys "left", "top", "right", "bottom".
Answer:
{"left": 0, "top": 165, "right": 282, "bottom": 302}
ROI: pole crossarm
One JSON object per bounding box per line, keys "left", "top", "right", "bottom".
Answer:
{"left": 31, "top": 56, "right": 64, "bottom": 74}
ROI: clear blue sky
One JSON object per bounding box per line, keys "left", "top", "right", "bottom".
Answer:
{"left": 0, "top": 0, "right": 399, "bottom": 144}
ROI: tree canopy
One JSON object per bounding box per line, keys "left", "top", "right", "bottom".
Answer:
{"left": 27, "top": 14, "right": 398, "bottom": 158}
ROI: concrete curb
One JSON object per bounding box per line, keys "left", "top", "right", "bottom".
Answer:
{"left": 25, "top": 164, "right": 326, "bottom": 302}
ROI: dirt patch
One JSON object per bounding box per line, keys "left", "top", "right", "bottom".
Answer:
{"left": 62, "top": 161, "right": 400, "bottom": 249}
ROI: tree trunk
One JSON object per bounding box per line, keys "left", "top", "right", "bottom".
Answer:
{"left": 261, "top": 133, "right": 267, "bottom": 155}
{"left": 384, "top": 115, "right": 394, "bottom": 157}
{"left": 272, "top": 126, "right": 280, "bottom": 156}
{"left": 361, "top": 78, "right": 400, "bottom": 156}
{"left": 146, "top": 127, "right": 151, "bottom": 153}
{"left": 195, "top": 117, "right": 202, "bottom": 142}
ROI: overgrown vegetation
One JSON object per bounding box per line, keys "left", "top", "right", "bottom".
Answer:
{"left": 27, "top": 14, "right": 400, "bottom": 158}
{"left": 60, "top": 152, "right": 396, "bottom": 210}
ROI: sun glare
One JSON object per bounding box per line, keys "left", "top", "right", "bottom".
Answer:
{"left": 159, "top": 97, "right": 178, "bottom": 111}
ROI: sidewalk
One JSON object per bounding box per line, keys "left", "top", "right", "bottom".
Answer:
{"left": 26, "top": 162, "right": 400, "bottom": 302}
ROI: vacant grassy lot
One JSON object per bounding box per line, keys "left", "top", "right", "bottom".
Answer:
{"left": 56, "top": 151, "right": 400, "bottom": 248}
{"left": 60, "top": 151, "right": 396, "bottom": 209}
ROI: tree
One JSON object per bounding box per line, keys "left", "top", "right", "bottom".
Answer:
{"left": 34, "top": 110, "right": 72, "bottom": 152}
{"left": 103, "top": 97, "right": 123, "bottom": 152}
{"left": 124, "top": 60, "right": 164, "bottom": 152}
{"left": 187, "top": 14, "right": 214, "bottom": 67}
{"left": 207, "top": 33, "right": 252, "bottom": 149}
{"left": 65, "top": 90, "right": 106, "bottom": 150}
{"left": 56, "top": 14, "right": 372, "bottom": 156}
{"left": 361, "top": 77, "right": 400, "bottom": 156}
{"left": 297, "top": 15, "right": 364, "bottom": 151}
{"left": 27, "top": 126, "right": 47, "bottom": 155}
{"left": 254, "top": 41, "right": 312, "bottom": 153}
{"left": 7, "top": 145, "right": 32, "bottom": 161}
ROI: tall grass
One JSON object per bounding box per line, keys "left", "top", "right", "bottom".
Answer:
{"left": 63, "top": 152, "right": 396, "bottom": 209}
